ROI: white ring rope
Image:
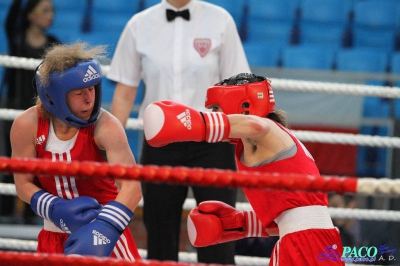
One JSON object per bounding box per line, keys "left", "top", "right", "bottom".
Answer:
{"left": 1, "top": 108, "right": 400, "bottom": 148}
{"left": 270, "top": 78, "right": 400, "bottom": 98}
{"left": 0, "top": 109, "right": 23, "bottom": 121}
{"left": 281, "top": 130, "right": 400, "bottom": 148}
{"left": 0, "top": 238, "right": 38, "bottom": 251}
{"left": 1, "top": 55, "right": 400, "bottom": 98}
{"left": 1, "top": 183, "right": 399, "bottom": 221}
{"left": 357, "top": 178, "right": 400, "bottom": 196}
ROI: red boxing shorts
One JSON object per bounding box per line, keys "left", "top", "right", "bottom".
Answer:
{"left": 269, "top": 206, "right": 345, "bottom": 266}
{"left": 270, "top": 228, "right": 344, "bottom": 265}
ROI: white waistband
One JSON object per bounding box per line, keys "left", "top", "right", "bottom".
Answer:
{"left": 43, "top": 219, "right": 64, "bottom": 233}
{"left": 274, "top": 205, "right": 334, "bottom": 238}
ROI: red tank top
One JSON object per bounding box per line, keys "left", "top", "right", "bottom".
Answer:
{"left": 35, "top": 116, "right": 118, "bottom": 204}
{"left": 236, "top": 122, "right": 328, "bottom": 228}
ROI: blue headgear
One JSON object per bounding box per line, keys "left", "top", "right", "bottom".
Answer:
{"left": 35, "top": 59, "right": 102, "bottom": 127}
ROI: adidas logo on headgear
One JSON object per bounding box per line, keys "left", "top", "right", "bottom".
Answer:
{"left": 83, "top": 65, "right": 100, "bottom": 82}
{"left": 177, "top": 109, "right": 192, "bottom": 130}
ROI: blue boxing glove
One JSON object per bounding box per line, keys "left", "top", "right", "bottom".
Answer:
{"left": 30, "top": 190, "right": 102, "bottom": 234}
{"left": 64, "top": 201, "right": 133, "bottom": 257}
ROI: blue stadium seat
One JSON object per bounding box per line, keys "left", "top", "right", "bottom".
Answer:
{"left": 75, "top": 31, "right": 121, "bottom": 56}
{"left": 299, "top": 0, "right": 352, "bottom": 25}
{"left": 91, "top": 11, "right": 131, "bottom": 33}
{"left": 391, "top": 52, "right": 400, "bottom": 74}
{"left": 362, "top": 80, "right": 391, "bottom": 119}
{"left": 51, "top": 11, "right": 83, "bottom": 33}
{"left": 247, "top": 21, "right": 294, "bottom": 45}
{"left": 336, "top": 50, "right": 390, "bottom": 177}
{"left": 299, "top": 24, "right": 347, "bottom": 48}
{"left": 143, "top": 0, "right": 160, "bottom": 9}
{"left": 203, "top": 0, "right": 246, "bottom": 27}
{"left": 353, "top": 0, "right": 399, "bottom": 29}
{"left": 248, "top": 0, "right": 299, "bottom": 22}
{"left": 52, "top": 0, "right": 85, "bottom": 12}
{"left": 357, "top": 125, "right": 388, "bottom": 177}
{"left": 352, "top": 28, "right": 397, "bottom": 52}
{"left": 357, "top": 79, "right": 390, "bottom": 178}
{"left": 297, "top": 0, "right": 352, "bottom": 47}
{"left": 90, "top": 0, "right": 136, "bottom": 33}
{"left": 0, "top": 0, "right": 11, "bottom": 10}
{"left": 391, "top": 55, "right": 400, "bottom": 118}
{"left": 281, "top": 44, "right": 335, "bottom": 70}
{"left": 92, "top": 0, "right": 140, "bottom": 15}
{"left": 0, "top": 9, "right": 8, "bottom": 54}
{"left": 352, "top": 0, "right": 400, "bottom": 51}
{"left": 390, "top": 52, "right": 400, "bottom": 118}
{"left": 243, "top": 42, "right": 282, "bottom": 67}
{"left": 335, "top": 48, "right": 389, "bottom": 73}
{"left": 246, "top": 0, "right": 299, "bottom": 44}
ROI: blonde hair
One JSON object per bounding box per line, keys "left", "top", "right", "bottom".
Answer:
{"left": 36, "top": 42, "right": 107, "bottom": 118}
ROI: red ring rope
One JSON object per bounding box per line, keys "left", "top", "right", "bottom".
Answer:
{"left": 0, "top": 156, "right": 357, "bottom": 194}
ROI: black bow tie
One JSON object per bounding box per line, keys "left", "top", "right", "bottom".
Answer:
{"left": 166, "top": 9, "right": 190, "bottom": 21}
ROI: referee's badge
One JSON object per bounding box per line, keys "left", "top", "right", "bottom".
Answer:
{"left": 193, "top": 38, "right": 211, "bottom": 58}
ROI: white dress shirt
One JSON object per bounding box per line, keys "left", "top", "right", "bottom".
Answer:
{"left": 107, "top": 0, "right": 250, "bottom": 118}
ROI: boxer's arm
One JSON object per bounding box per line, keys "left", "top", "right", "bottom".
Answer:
{"left": 94, "top": 110, "right": 142, "bottom": 212}
{"left": 227, "top": 114, "right": 271, "bottom": 139}
{"left": 10, "top": 108, "right": 41, "bottom": 203}
{"left": 110, "top": 82, "right": 137, "bottom": 127}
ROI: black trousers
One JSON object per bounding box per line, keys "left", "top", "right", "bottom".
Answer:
{"left": 140, "top": 139, "right": 237, "bottom": 264}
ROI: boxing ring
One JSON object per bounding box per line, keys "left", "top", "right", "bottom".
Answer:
{"left": 1, "top": 55, "right": 400, "bottom": 266}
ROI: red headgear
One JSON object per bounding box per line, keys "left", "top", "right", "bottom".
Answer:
{"left": 205, "top": 73, "right": 275, "bottom": 117}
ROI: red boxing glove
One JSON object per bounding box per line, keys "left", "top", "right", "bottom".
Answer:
{"left": 143, "top": 101, "right": 230, "bottom": 147}
{"left": 187, "top": 201, "right": 268, "bottom": 247}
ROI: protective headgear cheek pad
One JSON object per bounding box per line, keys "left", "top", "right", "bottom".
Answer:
{"left": 35, "top": 59, "right": 102, "bottom": 127}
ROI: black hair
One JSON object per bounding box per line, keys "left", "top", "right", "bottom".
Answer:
{"left": 215, "top": 73, "right": 266, "bottom": 85}
{"left": 267, "top": 110, "right": 289, "bottom": 128}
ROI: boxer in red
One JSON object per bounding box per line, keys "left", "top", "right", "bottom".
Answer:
{"left": 143, "top": 73, "right": 345, "bottom": 265}
{"left": 11, "top": 43, "right": 142, "bottom": 261}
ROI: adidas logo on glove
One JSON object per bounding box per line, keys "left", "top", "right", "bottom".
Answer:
{"left": 92, "top": 230, "right": 111, "bottom": 245}
{"left": 177, "top": 109, "right": 192, "bottom": 130}
{"left": 59, "top": 219, "right": 71, "bottom": 234}
{"left": 83, "top": 65, "right": 100, "bottom": 82}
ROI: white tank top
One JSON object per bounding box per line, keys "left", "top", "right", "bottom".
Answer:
{"left": 45, "top": 120, "right": 79, "bottom": 153}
